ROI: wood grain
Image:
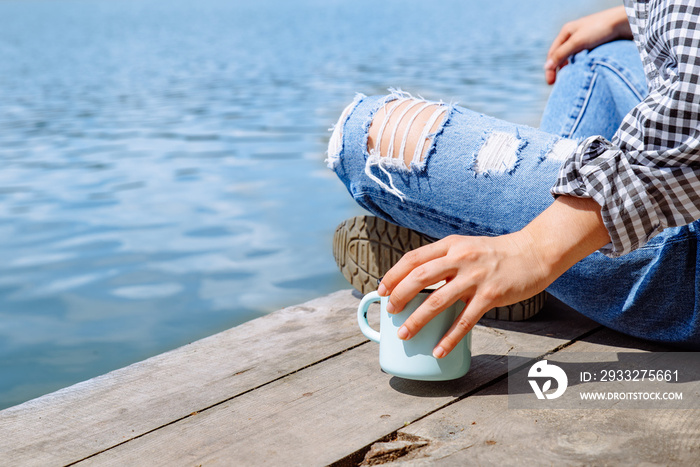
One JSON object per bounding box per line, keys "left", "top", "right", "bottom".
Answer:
{"left": 0, "top": 290, "right": 365, "bottom": 466}
{"left": 390, "top": 328, "right": 699, "bottom": 466}
{"left": 72, "top": 299, "right": 599, "bottom": 466}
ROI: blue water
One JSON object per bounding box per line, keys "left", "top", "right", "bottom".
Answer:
{"left": 0, "top": 0, "right": 616, "bottom": 409}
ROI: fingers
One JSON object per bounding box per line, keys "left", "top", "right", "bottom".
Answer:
{"left": 546, "top": 27, "right": 571, "bottom": 64}
{"left": 545, "top": 23, "right": 584, "bottom": 85}
{"left": 548, "top": 38, "right": 582, "bottom": 74}
{"left": 544, "top": 67, "right": 557, "bottom": 86}
{"left": 396, "top": 279, "right": 469, "bottom": 342}
{"left": 433, "top": 296, "right": 489, "bottom": 358}
{"left": 544, "top": 27, "right": 570, "bottom": 84}
{"left": 378, "top": 239, "right": 450, "bottom": 297}
{"left": 375, "top": 235, "right": 510, "bottom": 360}
{"left": 384, "top": 255, "right": 456, "bottom": 314}
{"left": 546, "top": 7, "right": 632, "bottom": 85}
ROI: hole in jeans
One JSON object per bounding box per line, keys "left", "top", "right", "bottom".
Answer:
{"left": 545, "top": 138, "right": 579, "bottom": 162}
{"left": 473, "top": 131, "right": 520, "bottom": 174}
{"left": 367, "top": 98, "right": 448, "bottom": 169}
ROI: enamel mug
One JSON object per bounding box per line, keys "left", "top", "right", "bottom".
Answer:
{"left": 357, "top": 290, "right": 472, "bottom": 381}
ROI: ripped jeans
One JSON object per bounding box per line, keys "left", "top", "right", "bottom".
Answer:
{"left": 328, "top": 40, "right": 700, "bottom": 349}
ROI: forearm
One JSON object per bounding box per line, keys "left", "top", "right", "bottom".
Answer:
{"left": 515, "top": 195, "right": 609, "bottom": 284}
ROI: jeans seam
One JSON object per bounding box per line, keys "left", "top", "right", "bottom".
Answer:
{"left": 591, "top": 59, "right": 646, "bottom": 101}
{"left": 567, "top": 72, "right": 598, "bottom": 138}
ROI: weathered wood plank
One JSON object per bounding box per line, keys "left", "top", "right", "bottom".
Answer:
{"left": 73, "top": 299, "right": 600, "bottom": 466}
{"left": 0, "top": 290, "right": 367, "bottom": 466}
{"left": 385, "top": 329, "right": 699, "bottom": 466}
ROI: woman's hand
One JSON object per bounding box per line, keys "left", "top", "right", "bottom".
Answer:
{"left": 545, "top": 6, "right": 632, "bottom": 85}
{"left": 378, "top": 231, "right": 550, "bottom": 359}
{"left": 377, "top": 196, "right": 611, "bottom": 358}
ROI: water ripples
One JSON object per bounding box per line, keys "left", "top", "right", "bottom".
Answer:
{"left": 0, "top": 0, "right": 618, "bottom": 408}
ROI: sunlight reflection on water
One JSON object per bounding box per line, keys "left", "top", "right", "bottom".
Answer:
{"left": 0, "top": 0, "right": 618, "bottom": 408}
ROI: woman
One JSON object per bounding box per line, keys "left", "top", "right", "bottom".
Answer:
{"left": 328, "top": 3, "right": 700, "bottom": 357}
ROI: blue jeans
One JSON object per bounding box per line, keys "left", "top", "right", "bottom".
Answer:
{"left": 328, "top": 40, "right": 700, "bottom": 349}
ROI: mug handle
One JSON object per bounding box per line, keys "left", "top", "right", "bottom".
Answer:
{"left": 357, "top": 291, "right": 381, "bottom": 343}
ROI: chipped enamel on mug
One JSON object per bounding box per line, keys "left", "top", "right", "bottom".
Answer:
{"left": 357, "top": 282, "right": 472, "bottom": 381}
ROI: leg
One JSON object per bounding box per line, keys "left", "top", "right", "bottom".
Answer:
{"left": 329, "top": 91, "right": 559, "bottom": 319}
{"left": 328, "top": 48, "right": 699, "bottom": 349}
{"left": 329, "top": 90, "right": 572, "bottom": 323}
{"left": 328, "top": 90, "right": 571, "bottom": 240}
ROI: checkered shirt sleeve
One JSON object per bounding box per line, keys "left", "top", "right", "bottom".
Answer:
{"left": 551, "top": 0, "right": 700, "bottom": 257}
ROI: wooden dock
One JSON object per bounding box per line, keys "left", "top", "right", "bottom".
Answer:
{"left": 1, "top": 289, "right": 698, "bottom": 466}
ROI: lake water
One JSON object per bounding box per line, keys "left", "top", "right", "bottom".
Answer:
{"left": 0, "top": 0, "right": 617, "bottom": 409}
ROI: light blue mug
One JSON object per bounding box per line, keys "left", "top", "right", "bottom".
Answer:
{"left": 357, "top": 289, "right": 472, "bottom": 381}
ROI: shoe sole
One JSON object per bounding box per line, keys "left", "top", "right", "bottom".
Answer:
{"left": 333, "top": 215, "right": 546, "bottom": 321}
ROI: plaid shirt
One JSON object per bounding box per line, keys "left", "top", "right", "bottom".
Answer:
{"left": 551, "top": 0, "right": 700, "bottom": 257}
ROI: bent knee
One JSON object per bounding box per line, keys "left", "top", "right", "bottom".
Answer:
{"left": 326, "top": 93, "right": 365, "bottom": 170}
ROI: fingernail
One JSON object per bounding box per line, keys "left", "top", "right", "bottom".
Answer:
{"left": 544, "top": 59, "right": 554, "bottom": 70}
{"left": 398, "top": 326, "right": 409, "bottom": 340}
{"left": 386, "top": 301, "right": 395, "bottom": 313}
{"left": 377, "top": 283, "right": 387, "bottom": 296}
{"left": 433, "top": 346, "right": 446, "bottom": 359}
